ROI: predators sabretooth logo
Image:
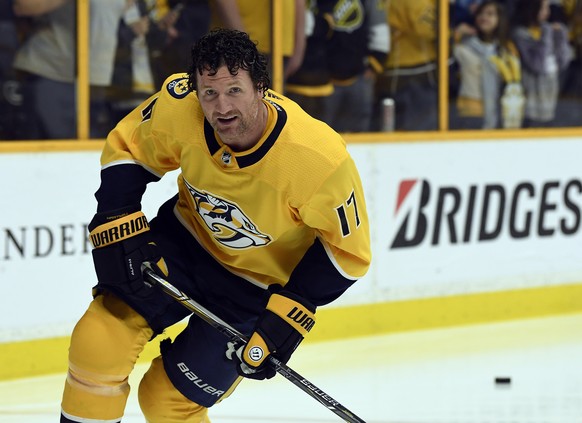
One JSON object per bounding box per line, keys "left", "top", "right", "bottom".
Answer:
{"left": 184, "top": 179, "right": 272, "bottom": 249}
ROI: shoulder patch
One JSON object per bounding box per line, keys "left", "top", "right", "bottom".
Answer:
{"left": 166, "top": 77, "right": 190, "bottom": 99}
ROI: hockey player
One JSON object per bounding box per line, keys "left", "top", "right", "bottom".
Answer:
{"left": 60, "top": 28, "right": 371, "bottom": 422}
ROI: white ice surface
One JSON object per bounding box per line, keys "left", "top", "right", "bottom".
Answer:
{"left": 2, "top": 313, "right": 582, "bottom": 423}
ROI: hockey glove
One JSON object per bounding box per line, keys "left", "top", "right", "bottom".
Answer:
{"left": 89, "top": 207, "right": 167, "bottom": 298}
{"left": 226, "top": 291, "right": 316, "bottom": 380}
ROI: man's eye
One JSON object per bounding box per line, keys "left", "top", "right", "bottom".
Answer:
{"left": 230, "top": 87, "right": 241, "bottom": 93}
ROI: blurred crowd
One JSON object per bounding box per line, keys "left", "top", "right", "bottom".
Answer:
{"left": 0, "top": 0, "right": 581, "bottom": 140}
{"left": 450, "top": 0, "right": 581, "bottom": 129}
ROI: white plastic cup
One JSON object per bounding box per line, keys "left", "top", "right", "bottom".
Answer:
{"left": 382, "top": 98, "right": 395, "bottom": 132}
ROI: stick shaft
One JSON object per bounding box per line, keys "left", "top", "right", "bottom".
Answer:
{"left": 143, "top": 267, "right": 366, "bottom": 423}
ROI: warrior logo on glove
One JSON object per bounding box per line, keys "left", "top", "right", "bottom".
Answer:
{"left": 90, "top": 212, "right": 150, "bottom": 248}
{"left": 287, "top": 307, "right": 315, "bottom": 332}
{"left": 88, "top": 207, "right": 168, "bottom": 300}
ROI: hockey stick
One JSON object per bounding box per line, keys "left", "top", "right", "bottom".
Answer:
{"left": 142, "top": 264, "right": 366, "bottom": 423}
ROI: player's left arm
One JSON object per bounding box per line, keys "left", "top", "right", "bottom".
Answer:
{"left": 89, "top": 92, "right": 181, "bottom": 299}
{"left": 286, "top": 155, "right": 372, "bottom": 305}
{"left": 229, "top": 156, "right": 371, "bottom": 379}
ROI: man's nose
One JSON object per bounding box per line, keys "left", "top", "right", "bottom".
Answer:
{"left": 215, "top": 94, "right": 231, "bottom": 114}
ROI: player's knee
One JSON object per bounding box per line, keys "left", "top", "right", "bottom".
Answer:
{"left": 139, "top": 356, "right": 210, "bottom": 423}
{"left": 62, "top": 294, "right": 153, "bottom": 420}
{"left": 68, "top": 292, "right": 153, "bottom": 384}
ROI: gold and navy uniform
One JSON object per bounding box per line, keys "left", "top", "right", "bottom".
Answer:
{"left": 98, "top": 73, "right": 371, "bottom": 305}
{"left": 84, "top": 73, "right": 372, "bottom": 410}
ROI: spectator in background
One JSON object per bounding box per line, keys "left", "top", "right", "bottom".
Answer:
{"left": 12, "top": 0, "right": 130, "bottom": 139}
{"left": 285, "top": 0, "right": 334, "bottom": 123}
{"left": 323, "top": 0, "right": 390, "bottom": 132}
{"left": 147, "top": 0, "right": 244, "bottom": 90}
{"left": 373, "top": 0, "right": 438, "bottom": 131}
{"left": 566, "top": 0, "right": 582, "bottom": 122}
{"left": 107, "top": 0, "right": 155, "bottom": 128}
{"left": 511, "top": 0, "right": 573, "bottom": 127}
{"left": 548, "top": 0, "right": 582, "bottom": 126}
{"left": 209, "top": 0, "right": 307, "bottom": 81}
{"left": 147, "top": 0, "right": 210, "bottom": 90}
{"left": 0, "top": 0, "right": 32, "bottom": 139}
{"left": 449, "top": 0, "right": 483, "bottom": 104}
{"left": 451, "top": 0, "right": 482, "bottom": 30}
{"left": 106, "top": 0, "right": 247, "bottom": 133}
{"left": 452, "top": 0, "right": 524, "bottom": 129}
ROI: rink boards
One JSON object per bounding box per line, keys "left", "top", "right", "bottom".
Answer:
{"left": 1, "top": 135, "right": 582, "bottom": 379}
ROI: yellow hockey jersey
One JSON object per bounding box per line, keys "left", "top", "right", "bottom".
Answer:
{"left": 99, "top": 74, "right": 371, "bottom": 304}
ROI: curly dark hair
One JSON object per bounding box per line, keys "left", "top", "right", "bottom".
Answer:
{"left": 188, "top": 28, "right": 270, "bottom": 95}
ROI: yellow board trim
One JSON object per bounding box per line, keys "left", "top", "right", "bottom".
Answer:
{"left": 3, "top": 127, "right": 582, "bottom": 154}
{"left": 2, "top": 283, "right": 582, "bottom": 381}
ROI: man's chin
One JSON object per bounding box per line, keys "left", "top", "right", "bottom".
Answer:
{"left": 216, "top": 128, "right": 238, "bottom": 145}
{"left": 215, "top": 120, "right": 239, "bottom": 134}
